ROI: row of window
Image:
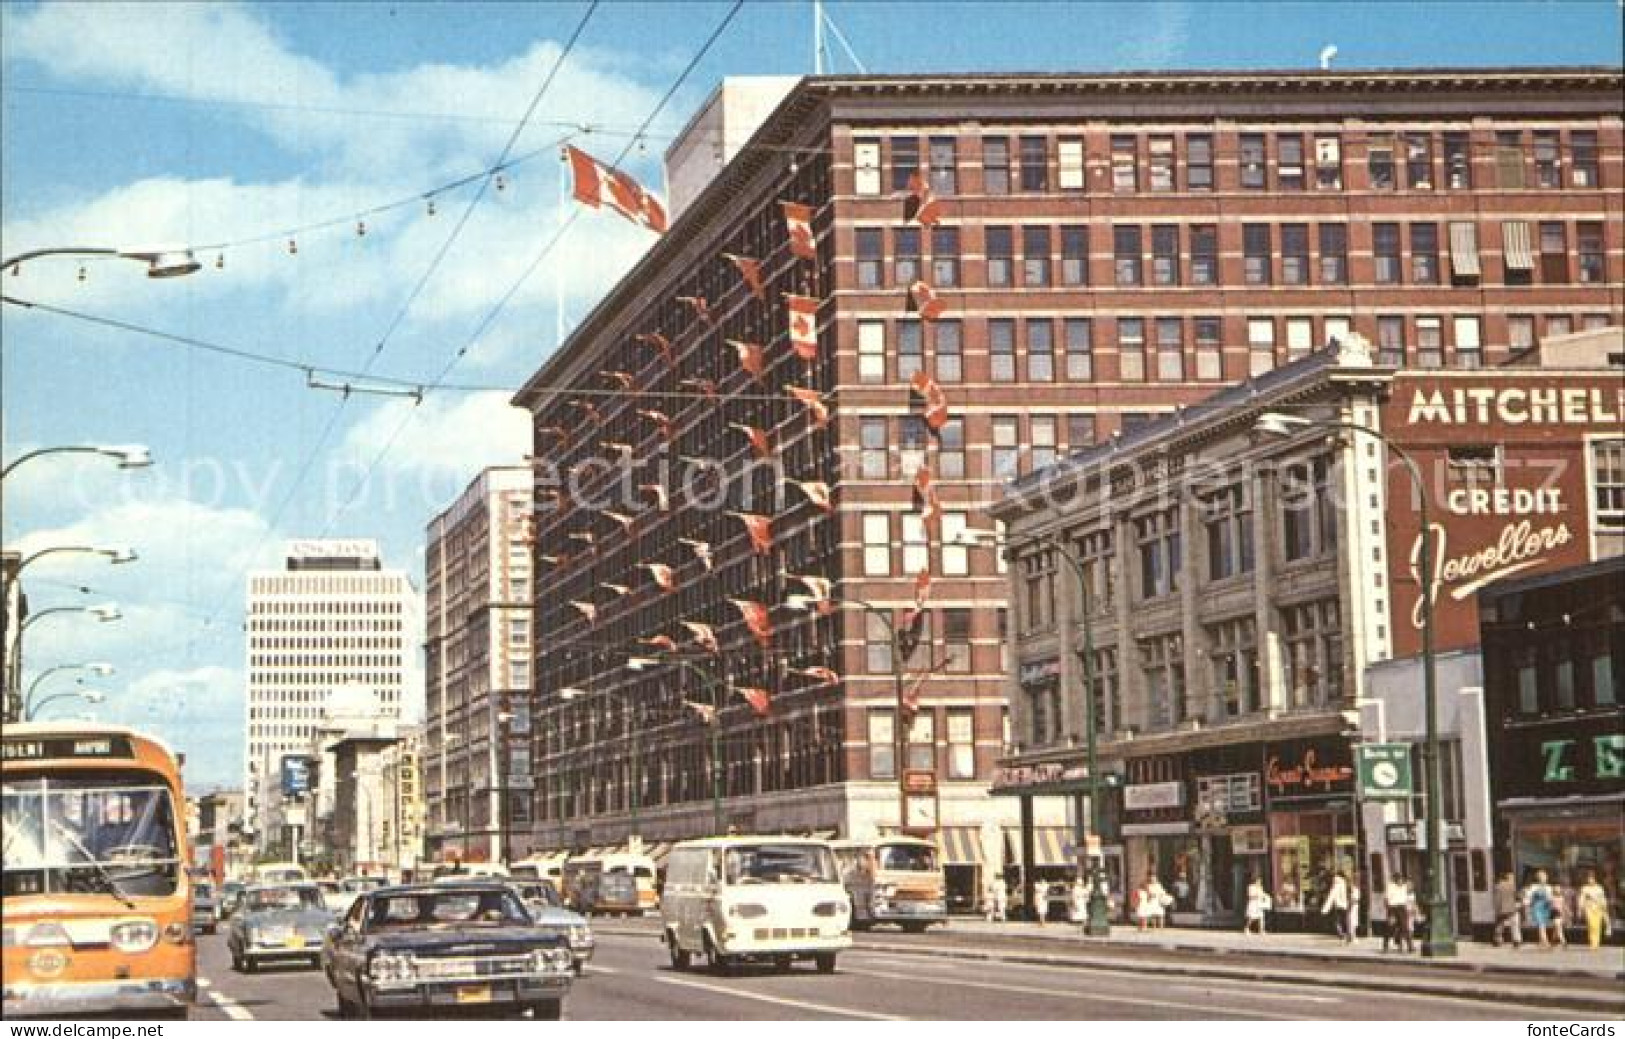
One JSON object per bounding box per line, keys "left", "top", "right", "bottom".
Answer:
{"left": 866, "top": 707, "right": 978, "bottom": 781}
{"left": 248, "top": 598, "right": 406, "bottom": 613}
{"left": 852, "top": 127, "right": 1605, "bottom": 197}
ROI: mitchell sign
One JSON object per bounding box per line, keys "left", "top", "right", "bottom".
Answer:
{"left": 1404, "top": 385, "right": 1624, "bottom": 427}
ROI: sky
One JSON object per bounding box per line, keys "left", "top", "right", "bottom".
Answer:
{"left": 2, "top": 0, "right": 1621, "bottom": 791}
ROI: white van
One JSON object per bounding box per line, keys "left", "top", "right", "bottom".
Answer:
{"left": 572, "top": 851, "right": 660, "bottom": 915}
{"left": 661, "top": 836, "right": 851, "bottom": 974}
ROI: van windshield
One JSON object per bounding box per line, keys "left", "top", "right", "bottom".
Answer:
{"left": 723, "top": 844, "right": 838, "bottom": 885}
{"left": 878, "top": 844, "right": 938, "bottom": 872}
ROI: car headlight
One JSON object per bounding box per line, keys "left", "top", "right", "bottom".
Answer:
{"left": 369, "top": 952, "right": 417, "bottom": 982}
{"left": 813, "top": 902, "right": 849, "bottom": 917}
{"left": 728, "top": 903, "right": 769, "bottom": 919}
{"left": 110, "top": 920, "right": 159, "bottom": 953}
{"left": 875, "top": 884, "right": 897, "bottom": 898}
{"left": 528, "top": 948, "right": 573, "bottom": 973}
{"left": 569, "top": 925, "right": 591, "bottom": 946}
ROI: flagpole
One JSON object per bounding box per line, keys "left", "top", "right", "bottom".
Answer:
{"left": 813, "top": 0, "right": 825, "bottom": 75}
{"left": 556, "top": 150, "right": 567, "bottom": 347}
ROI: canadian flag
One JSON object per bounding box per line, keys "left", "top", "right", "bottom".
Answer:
{"left": 786, "top": 295, "right": 819, "bottom": 361}
{"left": 600, "top": 441, "right": 635, "bottom": 462}
{"left": 569, "top": 399, "right": 603, "bottom": 423}
{"left": 735, "top": 685, "right": 773, "bottom": 718}
{"left": 900, "top": 669, "right": 930, "bottom": 723}
{"left": 537, "top": 424, "right": 570, "bottom": 446}
{"left": 782, "top": 201, "right": 817, "bottom": 260}
{"left": 639, "top": 634, "right": 679, "bottom": 652}
{"left": 913, "top": 467, "right": 941, "bottom": 530}
{"left": 569, "top": 600, "right": 598, "bottom": 623}
{"left": 909, "top": 279, "right": 945, "bottom": 321}
{"left": 679, "top": 537, "right": 714, "bottom": 571}
{"left": 565, "top": 145, "right": 668, "bottom": 233}
{"left": 904, "top": 169, "right": 944, "bottom": 227}
{"left": 567, "top": 530, "right": 595, "bottom": 546}
{"left": 728, "top": 512, "right": 774, "bottom": 555}
{"left": 600, "top": 369, "right": 635, "bottom": 390}
{"left": 603, "top": 511, "right": 636, "bottom": 533}
{"left": 785, "top": 385, "right": 830, "bottom": 428}
{"left": 728, "top": 339, "right": 766, "bottom": 380}
{"left": 729, "top": 599, "right": 774, "bottom": 648}
{"left": 683, "top": 700, "right": 717, "bottom": 724}
{"left": 912, "top": 566, "right": 933, "bottom": 607}
{"left": 676, "top": 295, "right": 712, "bottom": 324}
{"left": 636, "top": 409, "right": 675, "bottom": 442}
{"left": 785, "top": 478, "right": 835, "bottom": 514}
{"left": 604, "top": 582, "right": 631, "bottom": 597}
{"left": 729, "top": 423, "right": 774, "bottom": 460}
{"left": 909, "top": 369, "right": 950, "bottom": 433}
{"left": 638, "top": 483, "right": 670, "bottom": 510}
{"left": 639, "top": 562, "right": 677, "bottom": 593}
{"left": 786, "top": 573, "right": 837, "bottom": 615}
{"left": 634, "top": 332, "right": 674, "bottom": 366}
{"left": 681, "top": 620, "right": 720, "bottom": 654}
{"left": 724, "top": 253, "right": 766, "bottom": 300}
{"left": 679, "top": 377, "right": 718, "bottom": 400}
{"left": 790, "top": 665, "right": 841, "bottom": 685}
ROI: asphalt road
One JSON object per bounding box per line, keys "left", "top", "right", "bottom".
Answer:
{"left": 190, "top": 926, "right": 1601, "bottom": 1021}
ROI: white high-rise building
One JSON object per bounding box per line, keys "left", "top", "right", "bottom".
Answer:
{"left": 244, "top": 539, "right": 419, "bottom": 848}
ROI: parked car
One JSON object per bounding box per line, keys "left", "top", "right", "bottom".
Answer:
{"left": 226, "top": 883, "right": 333, "bottom": 972}
{"left": 219, "top": 881, "right": 246, "bottom": 920}
{"left": 322, "top": 882, "right": 574, "bottom": 1019}
{"left": 512, "top": 881, "right": 595, "bottom": 974}
{"left": 192, "top": 880, "right": 220, "bottom": 935}
{"left": 318, "top": 880, "right": 352, "bottom": 915}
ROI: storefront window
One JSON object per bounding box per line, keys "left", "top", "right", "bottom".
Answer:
{"left": 1512, "top": 816, "right": 1623, "bottom": 918}
{"left": 1268, "top": 810, "right": 1357, "bottom": 913}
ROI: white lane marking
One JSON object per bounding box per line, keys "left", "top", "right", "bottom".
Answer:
{"left": 197, "top": 976, "right": 213, "bottom": 989}
{"left": 654, "top": 973, "right": 907, "bottom": 1020}
{"left": 208, "top": 990, "right": 255, "bottom": 1021}
{"left": 586, "top": 964, "right": 621, "bottom": 975}
{"left": 844, "top": 965, "right": 1316, "bottom": 1021}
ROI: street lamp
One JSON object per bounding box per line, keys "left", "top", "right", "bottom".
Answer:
{"left": 2, "top": 445, "right": 153, "bottom": 481}
{"left": 623, "top": 655, "right": 729, "bottom": 835}
{"left": 2, "top": 246, "right": 201, "bottom": 280}
{"left": 27, "top": 688, "right": 105, "bottom": 720}
{"left": 24, "top": 661, "right": 114, "bottom": 716}
{"left": 1254, "top": 410, "right": 1455, "bottom": 958}
{"left": 19, "top": 602, "right": 122, "bottom": 633}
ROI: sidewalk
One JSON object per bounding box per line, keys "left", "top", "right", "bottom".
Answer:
{"left": 941, "top": 917, "right": 1623, "bottom": 979}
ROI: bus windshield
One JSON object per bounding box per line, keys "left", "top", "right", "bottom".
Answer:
{"left": 2, "top": 774, "right": 181, "bottom": 897}
{"left": 878, "top": 844, "right": 938, "bottom": 872}
{"left": 723, "top": 844, "right": 839, "bottom": 885}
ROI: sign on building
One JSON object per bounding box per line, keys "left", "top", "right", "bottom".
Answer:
{"left": 280, "top": 755, "right": 311, "bottom": 796}
{"left": 1356, "top": 743, "right": 1414, "bottom": 800}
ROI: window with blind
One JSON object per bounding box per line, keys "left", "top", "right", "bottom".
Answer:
{"left": 985, "top": 225, "right": 1013, "bottom": 287}
{"left": 983, "top": 137, "right": 1010, "bottom": 195}
{"left": 1114, "top": 225, "right": 1143, "bottom": 286}
{"left": 1539, "top": 222, "right": 1569, "bottom": 284}
{"left": 1065, "top": 318, "right": 1093, "bottom": 380}
{"left": 1061, "top": 226, "right": 1088, "bottom": 285}
{"left": 1023, "top": 225, "right": 1052, "bottom": 287}
{"left": 1119, "top": 318, "right": 1146, "bottom": 382}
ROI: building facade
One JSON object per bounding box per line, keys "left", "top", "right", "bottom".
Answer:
{"left": 378, "top": 724, "right": 428, "bottom": 880}
{"left": 243, "top": 539, "right": 416, "bottom": 850}
{"left": 424, "top": 468, "right": 535, "bottom": 865}
{"left": 515, "top": 68, "right": 1621, "bottom": 904}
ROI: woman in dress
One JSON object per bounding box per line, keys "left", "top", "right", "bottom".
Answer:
{"left": 1243, "top": 876, "right": 1272, "bottom": 935}
{"left": 1577, "top": 870, "right": 1612, "bottom": 950}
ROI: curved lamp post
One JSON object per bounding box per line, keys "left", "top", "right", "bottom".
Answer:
{"left": 24, "top": 662, "right": 114, "bottom": 717}
{"left": 3, "top": 445, "right": 152, "bottom": 481}
{"left": 2, "top": 246, "right": 201, "bottom": 280}
{"left": 27, "top": 688, "right": 105, "bottom": 721}
{"left": 1255, "top": 410, "right": 1455, "bottom": 959}
{"left": 19, "top": 602, "right": 122, "bottom": 633}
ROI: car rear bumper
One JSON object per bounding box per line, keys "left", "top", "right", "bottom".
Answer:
{"left": 4, "top": 977, "right": 195, "bottom": 1018}
{"left": 717, "top": 932, "right": 851, "bottom": 956}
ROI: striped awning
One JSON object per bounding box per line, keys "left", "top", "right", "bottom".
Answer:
{"left": 938, "top": 826, "right": 985, "bottom": 866}
{"left": 1502, "top": 220, "right": 1534, "bottom": 270}
{"left": 1010, "top": 826, "right": 1071, "bottom": 868}
{"left": 645, "top": 841, "right": 674, "bottom": 867}
{"left": 1448, "top": 221, "right": 1481, "bottom": 277}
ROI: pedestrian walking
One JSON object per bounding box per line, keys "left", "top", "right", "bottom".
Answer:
{"left": 1321, "top": 870, "right": 1355, "bottom": 942}
{"left": 1526, "top": 870, "right": 1563, "bottom": 950}
{"left": 1137, "top": 873, "right": 1170, "bottom": 931}
{"left": 1578, "top": 870, "right": 1612, "bottom": 950}
{"left": 1382, "top": 874, "right": 1415, "bottom": 953}
{"left": 1492, "top": 871, "right": 1523, "bottom": 948}
{"left": 1243, "top": 876, "right": 1272, "bottom": 935}
{"left": 1068, "top": 878, "right": 1088, "bottom": 924}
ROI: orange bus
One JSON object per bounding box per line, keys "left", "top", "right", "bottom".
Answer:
{"left": 2, "top": 724, "right": 196, "bottom": 1018}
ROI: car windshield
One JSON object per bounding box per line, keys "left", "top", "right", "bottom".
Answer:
{"left": 343, "top": 877, "right": 384, "bottom": 893}
{"left": 878, "top": 844, "right": 938, "bottom": 872}
{"left": 723, "top": 844, "right": 839, "bottom": 885}
{"left": 2, "top": 773, "right": 181, "bottom": 897}
{"left": 367, "top": 890, "right": 530, "bottom": 931}
{"left": 195, "top": 882, "right": 215, "bottom": 899}
{"left": 519, "top": 883, "right": 563, "bottom": 908}
{"left": 246, "top": 885, "right": 324, "bottom": 912}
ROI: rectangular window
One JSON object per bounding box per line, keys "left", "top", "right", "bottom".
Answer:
{"left": 928, "top": 136, "right": 957, "bottom": 194}
{"left": 860, "top": 417, "right": 889, "bottom": 479}
{"left": 992, "top": 416, "right": 1020, "bottom": 480}
{"left": 855, "top": 228, "right": 883, "bottom": 289}
{"left": 1240, "top": 133, "right": 1266, "bottom": 189}
{"left": 1411, "top": 222, "right": 1440, "bottom": 284}
{"left": 1453, "top": 316, "right": 1483, "bottom": 369}
{"left": 1019, "top": 135, "right": 1048, "bottom": 192}
{"left": 983, "top": 137, "right": 1010, "bottom": 195}
{"left": 1209, "top": 618, "right": 1261, "bottom": 717}
{"left": 1111, "top": 134, "right": 1137, "bottom": 192}
{"left": 1155, "top": 317, "right": 1184, "bottom": 381}
{"left": 1495, "top": 131, "right": 1525, "bottom": 188}
{"left": 1141, "top": 633, "right": 1187, "bottom": 728}
{"left": 862, "top": 513, "right": 891, "bottom": 576}
{"left": 942, "top": 512, "right": 970, "bottom": 576}
{"left": 931, "top": 226, "right": 960, "bottom": 287}
{"left": 1065, "top": 318, "right": 1093, "bottom": 380}
{"left": 1205, "top": 484, "right": 1255, "bottom": 581}
{"left": 1368, "top": 133, "right": 1395, "bottom": 190}
{"left": 1068, "top": 413, "right": 1097, "bottom": 451}
{"left": 854, "top": 139, "right": 881, "bottom": 196}
{"left": 1377, "top": 316, "right": 1406, "bottom": 366}
{"left": 1416, "top": 317, "right": 1443, "bottom": 367}
{"left": 1281, "top": 223, "right": 1310, "bottom": 285}
{"left": 947, "top": 708, "right": 975, "bottom": 778}
{"left": 1058, "top": 137, "right": 1085, "bottom": 191}
{"left": 1148, "top": 135, "right": 1175, "bottom": 192}
{"left": 1547, "top": 315, "right": 1573, "bottom": 339}
{"left": 1114, "top": 225, "right": 1143, "bottom": 286}
{"left": 1118, "top": 318, "right": 1146, "bottom": 382}
{"left": 1314, "top": 135, "right": 1342, "bottom": 189}
{"left": 1136, "top": 509, "right": 1182, "bottom": 601}
{"left": 1446, "top": 444, "right": 1502, "bottom": 495}
{"left": 1061, "top": 226, "right": 1088, "bottom": 286}
{"left": 1152, "top": 224, "right": 1180, "bottom": 286}
{"left": 894, "top": 227, "right": 922, "bottom": 285}
{"left": 891, "top": 136, "right": 920, "bottom": 192}
{"left": 1319, "top": 224, "right": 1348, "bottom": 285}
{"left": 1533, "top": 130, "right": 1561, "bottom": 188}
{"left": 1448, "top": 220, "right": 1482, "bottom": 283}
{"left": 1277, "top": 133, "right": 1305, "bottom": 191}
{"left": 1190, "top": 224, "right": 1218, "bottom": 285}
{"left": 1194, "top": 316, "right": 1222, "bottom": 381}
{"left": 902, "top": 512, "right": 929, "bottom": 576}
{"left": 934, "top": 320, "right": 963, "bottom": 383}
{"left": 1508, "top": 314, "right": 1536, "bottom": 354}
{"left": 938, "top": 418, "right": 965, "bottom": 479}
{"left": 1243, "top": 224, "right": 1272, "bottom": 286}
{"left": 1444, "top": 132, "right": 1472, "bottom": 189}
{"left": 897, "top": 320, "right": 924, "bottom": 381}
{"left": 1281, "top": 456, "right": 1338, "bottom": 563}
{"left": 1026, "top": 319, "right": 1055, "bottom": 381}
{"left": 989, "top": 318, "right": 1016, "bottom": 382}
{"left": 1247, "top": 317, "right": 1275, "bottom": 376}
{"left": 1187, "top": 133, "right": 1213, "bottom": 190}
{"left": 1592, "top": 439, "right": 1625, "bottom": 556}
{"left": 858, "top": 321, "right": 886, "bottom": 383}
{"left": 1571, "top": 130, "right": 1600, "bottom": 188}
{"left": 1285, "top": 317, "right": 1315, "bottom": 360}
{"left": 1281, "top": 600, "right": 1345, "bottom": 710}
{"left": 1405, "top": 132, "right": 1434, "bottom": 189}
{"left": 985, "top": 225, "right": 1013, "bottom": 287}
{"left": 867, "top": 709, "right": 895, "bottom": 779}
{"left": 1583, "top": 313, "right": 1611, "bottom": 331}
{"left": 1022, "top": 225, "right": 1052, "bottom": 287}
{"left": 1031, "top": 416, "right": 1058, "bottom": 470}
{"left": 1374, "top": 223, "right": 1402, "bottom": 284}
{"left": 1577, "top": 222, "right": 1605, "bottom": 284}
{"left": 1539, "top": 222, "right": 1569, "bottom": 284}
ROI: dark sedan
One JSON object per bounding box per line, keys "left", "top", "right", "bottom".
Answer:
{"left": 322, "top": 882, "right": 574, "bottom": 1019}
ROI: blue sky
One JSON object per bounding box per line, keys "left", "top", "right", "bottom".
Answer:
{"left": 3, "top": 0, "right": 1621, "bottom": 790}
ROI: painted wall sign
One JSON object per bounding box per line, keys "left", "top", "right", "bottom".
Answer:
{"left": 1265, "top": 746, "right": 1353, "bottom": 796}
{"left": 1124, "top": 781, "right": 1185, "bottom": 811}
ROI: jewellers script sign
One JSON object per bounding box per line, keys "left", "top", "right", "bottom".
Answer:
{"left": 1383, "top": 373, "right": 1623, "bottom": 658}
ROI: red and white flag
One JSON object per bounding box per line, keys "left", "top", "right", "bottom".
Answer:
{"left": 600, "top": 441, "right": 635, "bottom": 462}
{"left": 569, "top": 600, "right": 598, "bottom": 623}
{"left": 634, "top": 332, "right": 674, "bottom": 366}
{"left": 639, "top": 561, "right": 677, "bottom": 593}
{"left": 724, "top": 253, "right": 767, "bottom": 300}
{"left": 639, "top": 483, "right": 670, "bottom": 511}
{"left": 684, "top": 700, "right": 717, "bottom": 724}
{"left": 604, "top": 582, "right": 631, "bottom": 597}
{"left": 679, "top": 538, "right": 715, "bottom": 571}
{"left": 728, "top": 512, "right": 774, "bottom": 555}
{"left": 681, "top": 620, "right": 720, "bottom": 654}
{"left": 680, "top": 377, "right": 719, "bottom": 400}
{"left": 728, "top": 339, "right": 766, "bottom": 380}
{"left": 909, "top": 279, "right": 945, "bottom": 321}
{"left": 600, "top": 369, "right": 635, "bottom": 390}
{"left": 785, "top": 385, "right": 830, "bottom": 428}
{"left": 913, "top": 467, "right": 941, "bottom": 530}
{"left": 786, "top": 573, "right": 837, "bottom": 614}
{"left": 785, "top": 478, "right": 835, "bottom": 513}
{"left": 786, "top": 295, "right": 819, "bottom": 361}
{"left": 790, "top": 666, "right": 841, "bottom": 685}
{"left": 900, "top": 669, "right": 930, "bottom": 723}
{"left": 909, "top": 369, "right": 950, "bottom": 433}
{"left": 676, "top": 295, "right": 712, "bottom": 325}
{"left": 570, "top": 398, "right": 603, "bottom": 423}
{"left": 781, "top": 201, "right": 817, "bottom": 260}
{"left": 537, "top": 424, "right": 570, "bottom": 446}
{"left": 729, "top": 423, "right": 774, "bottom": 460}
{"left": 565, "top": 144, "right": 668, "bottom": 233}
{"left": 639, "top": 634, "right": 679, "bottom": 653}
{"left": 567, "top": 530, "right": 596, "bottom": 546}
{"left": 735, "top": 685, "right": 773, "bottom": 718}
{"left": 912, "top": 566, "right": 933, "bottom": 607}
{"left": 729, "top": 599, "right": 774, "bottom": 648}
{"left": 636, "top": 409, "right": 675, "bottom": 442}
{"left": 603, "top": 510, "right": 636, "bottom": 532}
{"left": 905, "top": 169, "right": 944, "bottom": 227}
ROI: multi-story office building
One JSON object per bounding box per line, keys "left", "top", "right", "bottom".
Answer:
{"left": 514, "top": 68, "right": 1621, "bottom": 908}
{"left": 424, "top": 468, "right": 535, "bottom": 865}
{"left": 243, "top": 539, "right": 416, "bottom": 846}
